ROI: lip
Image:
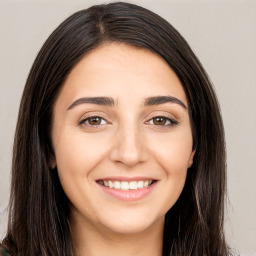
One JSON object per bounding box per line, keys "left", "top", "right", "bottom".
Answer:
{"left": 96, "top": 178, "right": 158, "bottom": 202}
{"left": 97, "top": 176, "right": 156, "bottom": 182}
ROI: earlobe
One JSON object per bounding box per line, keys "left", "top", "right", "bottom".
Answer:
{"left": 188, "top": 150, "right": 196, "bottom": 168}
{"left": 49, "top": 157, "right": 57, "bottom": 169}
{"left": 47, "top": 147, "right": 57, "bottom": 169}
{"left": 46, "top": 142, "right": 57, "bottom": 169}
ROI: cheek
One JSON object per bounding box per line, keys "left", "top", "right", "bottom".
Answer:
{"left": 54, "top": 128, "right": 110, "bottom": 178}
{"left": 148, "top": 130, "right": 193, "bottom": 208}
{"left": 52, "top": 129, "right": 111, "bottom": 215}
{"left": 149, "top": 129, "right": 193, "bottom": 174}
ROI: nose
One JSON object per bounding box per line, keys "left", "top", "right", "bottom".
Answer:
{"left": 109, "top": 124, "right": 149, "bottom": 167}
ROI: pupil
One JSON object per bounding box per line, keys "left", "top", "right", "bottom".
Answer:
{"left": 154, "top": 117, "right": 165, "bottom": 125}
{"left": 90, "top": 117, "right": 101, "bottom": 125}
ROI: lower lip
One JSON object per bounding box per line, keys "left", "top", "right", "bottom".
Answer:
{"left": 97, "top": 182, "right": 158, "bottom": 201}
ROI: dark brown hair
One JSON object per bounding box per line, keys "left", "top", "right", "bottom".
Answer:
{"left": 4, "top": 2, "right": 230, "bottom": 255}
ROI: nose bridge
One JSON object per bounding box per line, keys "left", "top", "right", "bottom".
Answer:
{"left": 122, "top": 123, "right": 141, "bottom": 152}
{"left": 110, "top": 118, "right": 148, "bottom": 166}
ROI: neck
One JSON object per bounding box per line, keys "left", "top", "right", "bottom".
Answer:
{"left": 70, "top": 213, "right": 164, "bottom": 256}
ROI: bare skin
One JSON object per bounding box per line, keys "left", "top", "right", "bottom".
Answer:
{"left": 51, "top": 43, "right": 195, "bottom": 256}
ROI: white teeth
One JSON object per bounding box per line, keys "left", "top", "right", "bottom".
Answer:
{"left": 137, "top": 181, "right": 144, "bottom": 189}
{"left": 121, "top": 181, "right": 129, "bottom": 190}
{"left": 100, "top": 180, "right": 154, "bottom": 190}
{"left": 129, "top": 181, "right": 138, "bottom": 190}
{"left": 109, "top": 180, "right": 114, "bottom": 188}
{"left": 113, "top": 181, "right": 121, "bottom": 189}
{"left": 144, "top": 180, "right": 149, "bottom": 187}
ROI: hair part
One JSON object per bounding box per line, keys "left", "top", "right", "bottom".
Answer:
{"left": 4, "top": 2, "right": 229, "bottom": 255}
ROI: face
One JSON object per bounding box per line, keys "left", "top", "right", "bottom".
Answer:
{"left": 51, "top": 43, "right": 195, "bottom": 236}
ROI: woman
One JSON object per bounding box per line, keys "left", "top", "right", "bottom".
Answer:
{"left": 1, "top": 2, "right": 231, "bottom": 255}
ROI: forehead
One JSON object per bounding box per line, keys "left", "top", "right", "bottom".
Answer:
{"left": 56, "top": 43, "right": 187, "bottom": 108}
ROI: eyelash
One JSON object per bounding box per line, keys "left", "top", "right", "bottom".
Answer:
{"left": 79, "top": 115, "right": 178, "bottom": 128}
{"left": 147, "top": 116, "right": 178, "bottom": 127}
{"left": 79, "top": 116, "right": 108, "bottom": 126}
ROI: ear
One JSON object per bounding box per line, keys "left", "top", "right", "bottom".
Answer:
{"left": 188, "top": 149, "right": 196, "bottom": 168}
{"left": 49, "top": 155, "right": 57, "bottom": 169}
{"left": 46, "top": 142, "right": 57, "bottom": 169}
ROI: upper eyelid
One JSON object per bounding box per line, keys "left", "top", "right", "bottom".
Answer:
{"left": 146, "top": 116, "right": 176, "bottom": 122}
{"left": 79, "top": 115, "right": 109, "bottom": 125}
{"left": 145, "top": 116, "right": 178, "bottom": 126}
{"left": 148, "top": 113, "right": 174, "bottom": 119}
{"left": 79, "top": 112, "right": 176, "bottom": 119}
{"left": 79, "top": 111, "right": 109, "bottom": 121}
{"left": 79, "top": 114, "right": 178, "bottom": 127}
{"left": 79, "top": 110, "right": 178, "bottom": 120}
{"left": 145, "top": 111, "right": 178, "bottom": 121}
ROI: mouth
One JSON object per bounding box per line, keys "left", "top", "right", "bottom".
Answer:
{"left": 97, "top": 179, "right": 157, "bottom": 191}
{"left": 96, "top": 177, "right": 158, "bottom": 201}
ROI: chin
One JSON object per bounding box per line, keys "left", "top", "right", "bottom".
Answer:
{"left": 98, "top": 212, "right": 165, "bottom": 235}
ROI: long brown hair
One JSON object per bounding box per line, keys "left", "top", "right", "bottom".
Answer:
{"left": 4, "top": 2, "right": 230, "bottom": 255}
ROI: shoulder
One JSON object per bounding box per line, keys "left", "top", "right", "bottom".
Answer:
{"left": 0, "top": 242, "right": 10, "bottom": 256}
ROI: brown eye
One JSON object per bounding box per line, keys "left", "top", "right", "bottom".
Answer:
{"left": 152, "top": 117, "right": 167, "bottom": 125}
{"left": 88, "top": 117, "right": 102, "bottom": 125}
{"left": 80, "top": 116, "right": 107, "bottom": 126}
{"left": 147, "top": 116, "right": 178, "bottom": 127}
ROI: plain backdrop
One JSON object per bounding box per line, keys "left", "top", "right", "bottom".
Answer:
{"left": 0, "top": 0, "right": 255, "bottom": 255}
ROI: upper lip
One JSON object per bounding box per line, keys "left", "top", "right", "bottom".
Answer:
{"left": 96, "top": 176, "right": 158, "bottom": 182}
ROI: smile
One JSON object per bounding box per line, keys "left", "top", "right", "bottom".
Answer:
{"left": 98, "top": 180, "right": 155, "bottom": 190}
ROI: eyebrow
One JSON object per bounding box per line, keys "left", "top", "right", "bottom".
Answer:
{"left": 67, "top": 96, "right": 187, "bottom": 110}
{"left": 144, "top": 96, "right": 187, "bottom": 109}
{"left": 68, "top": 97, "right": 115, "bottom": 110}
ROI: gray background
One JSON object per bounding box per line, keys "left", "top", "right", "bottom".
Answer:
{"left": 0, "top": 0, "right": 255, "bottom": 255}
